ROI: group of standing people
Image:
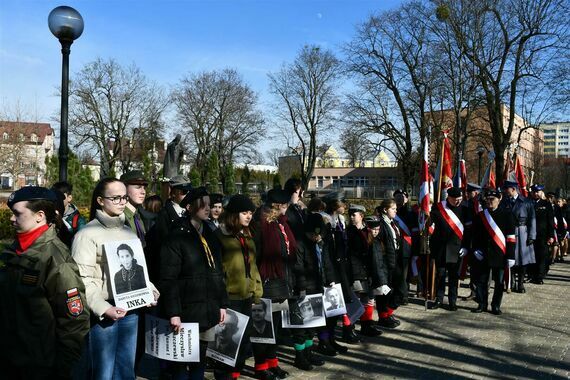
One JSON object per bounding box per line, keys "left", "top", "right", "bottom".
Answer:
{"left": 1, "top": 170, "right": 567, "bottom": 380}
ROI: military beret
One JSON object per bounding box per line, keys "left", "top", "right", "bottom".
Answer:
{"left": 484, "top": 189, "right": 502, "bottom": 199}
{"left": 179, "top": 186, "right": 208, "bottom": 209}
{"left": 210, "top": 193, "right": 224, "bottom": 205}
{"left": 169, "top": 175, "right": 192, "bottom": 190}
{"left": 530, "top": 184, "right": 545, "bottom": 192}
{"left": 266, "top": 188, "right": 290, "bottom": 205}
{"left": 467, "top": 183, "right": 481, "bottom": 192}
{"left": 7, "top": 186, "right": 58, "bottom": 208}
{"left": 225, "top": 194, "right": 256, "bottom": 213}
{"left": 304, "top": 213, "right": 326, "bottom": 234}
{"left": 393, "top": 189, "right": 409, "bottom": 197}
{"left": 120, "top": 170, "right": 148, "bottom": 186}
{"left": 502, "top": 180, "right": 518, "bottom": 189}
{"left": 321, "top": 191, "right": 345, "bottom": 204}
{"left": 447, "top": 187, "right": 462, "bottom": 198}
{"left": 349, "top": 204, "right": 366, "bottom": 213}
{"left": 364, "top": 216, "right": 383, "bottom": 228}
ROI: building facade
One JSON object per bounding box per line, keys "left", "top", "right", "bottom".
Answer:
{"left": 541, "top": 121, "right": 570, "bottom": 158}
{"left": 0, "top": 121, "right": 55, "bottom": 189}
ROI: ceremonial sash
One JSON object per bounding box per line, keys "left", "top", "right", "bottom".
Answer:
{"left": 394, "top": 215, "right": 412, "bottom": 247}
{"left": 436, "top": 201, "right": 464, "bottom": 240}
{"left": 473, "top": 197, "right": 483, "bottom": 214}
{"left": 480, "top": 209, "right": 510, "bottom": 255}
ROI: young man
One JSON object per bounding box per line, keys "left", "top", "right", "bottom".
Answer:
{"left": 52, "top": 181, "right": 86, "bottom": 238}
{"left": 120, "top": 170, "right": 149, "bottom": 246}
{"left": 530, "top": 184, "right": 555, "bottom": 284}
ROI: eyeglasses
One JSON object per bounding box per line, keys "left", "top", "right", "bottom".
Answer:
{"left": 102, "top": 195, "right": 129, "bottom": 204}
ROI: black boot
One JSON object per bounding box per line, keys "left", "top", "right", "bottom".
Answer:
{"left": 268, "top": 365, "right": 289, "bottom": 379}
{"left": 294, "top": 350, "right": 313, "bottom": 371}
{"left": 329, "top": 334, "right": 349, "bottom": 354}
{"left": 360, "top": 320, "right": 383, "bottom": 337}
{"left": 317, "top": 339, "right": 338, "bottom": 356}
{"left": 305, "top": 345, "right": 324, "bottom": 366}
{"left": 342, "top": 325, "right": 361, "bottom": 344}
{"left": 255, "top": 369, "right": 277, "bottom": 380}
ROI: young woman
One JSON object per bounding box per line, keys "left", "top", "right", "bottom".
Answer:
{"left": 216, "top": 194, "right": 285, "bottom": 380}
{"left": 72, "top": 178, "right": 159, "bottom": 379}
{"left": 374, "top": 199, "right": 404, "bottom": 328}
{"left": 159, "top": 187, "right": 228, "bottom": 380}
{"left": 209, "top": 193, "right": 224, "bottom": 229}
{"left": 554, "top": 197, "right": 568, "bottom": 262}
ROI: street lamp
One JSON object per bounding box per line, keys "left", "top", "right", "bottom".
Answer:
{"left": 48, "top": 6, "right": 84, "bottom": 182}
{"left": 476, "top": 145, "right": 485, "bottom": 183}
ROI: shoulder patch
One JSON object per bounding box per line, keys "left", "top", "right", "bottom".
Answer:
{"left": 66, "top": 288, "right": 84, "bottom": 317}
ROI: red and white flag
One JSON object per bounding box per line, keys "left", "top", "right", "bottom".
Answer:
{"left": 435, "top": 133, "right": 453, "bottom": 201}
{"left": 514, "top": 154, "right": 528, "bottom": 196}
{"left": 419, "top": 135, "right": 430, "bottom": 231}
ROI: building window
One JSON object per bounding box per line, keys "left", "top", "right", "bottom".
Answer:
{"left": 31, "top": 133, "right": 38, "bottom": 142}
{"left": 2, "top": 132, "right": 8, "bottom": 140}
{"left": 18, "top": 133, "right": 25, "bottom": 142}
{"left": 25, "top": 176, "right": 37, "bottom": 186}
{"left": 317, "top": 177, "right": 324, "bottom": 189}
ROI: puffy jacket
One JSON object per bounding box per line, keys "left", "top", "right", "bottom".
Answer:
{"left": 346, "top": 224, "right": 370, "bottom": 282}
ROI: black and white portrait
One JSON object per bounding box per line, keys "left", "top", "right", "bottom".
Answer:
{"left": 207, "top": 309, "right": 249, "bottom": 367}
{"left": 282, "top": 294, "right": 326, "bottom": 329}
{"left": 324, "top": 283, "right": 347, "bottom": 317}
{"left": 250, "top": 298, "right": 275, "bottom": 344}
{"left": 113, "top": 243, "right": 146, "bottom": 294}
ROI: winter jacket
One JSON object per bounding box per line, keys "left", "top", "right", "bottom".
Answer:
{"left": 346, "top": 224, "right": 370, "bottom": 282}
{"left": 294, "top": 236, "right": 337, "bottom": 294}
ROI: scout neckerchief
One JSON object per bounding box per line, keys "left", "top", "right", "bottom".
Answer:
{"left": 277, "top": 223, "right": 290, "bottom": 256}
{"left": 16, "top": 224, "right": 49, "bottom": 254}
{"left": 198, "top": 231, "right": 215, "bottom": 268}
{"left": 394, "top": 215, "right": 412, "bottom": 247}
{"left": 479, "top": 209, "right": 515, "bottom": 255}
{"left": 436, "top": 200, "right": 464, "bottom": 240}
{"left": 237, "top": 232, "right": 251, "bottom": 278}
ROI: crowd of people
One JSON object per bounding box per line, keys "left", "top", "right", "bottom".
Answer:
{"left": 0, "top": 171, "right": 568, "bottom": 380}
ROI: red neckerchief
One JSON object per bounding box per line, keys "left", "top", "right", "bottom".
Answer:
{"left": 237, "top": 233, "right": 251, "bottom": 278}
{"left": 16, "top": 224, "right": 49, "bottom": 255}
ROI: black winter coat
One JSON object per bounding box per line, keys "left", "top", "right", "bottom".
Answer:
{"left": 429, "top": 201, "right": 470, "bottom": 266}
{"left": 286, "top": 204, "right": 307, "bottom": 242}
{"left": 472, "top": 208, "right": 516, "bottom": 268}
{"left": 294, "top": 237, "right": 337, "bottom": 294}
{"left": 346, "top": 224, "right": 370, "bottom": 282}
{"left": 159, "top": 218, "right": 228, "bottom": 331}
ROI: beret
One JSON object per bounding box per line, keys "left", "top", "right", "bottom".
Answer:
{"left": 120, "top": 170, "right": 148, "bottom": 185}
{"left": 169, "top": 175, "right": 192, "bottom": 189}
{"left": 7, "top": 186, "right": 58, "bottom": 208}
{"left": 304, "top": 212, "right": 326, "bottom": 234}
{"left": 484, "top": 189, "right": 502, "bottom": 198}
{"left": 502, "top": 180, "right": 518, "bottom": 189}
{"left": 530, "top": 184, "right": 545, "bottom": 192}
{"left": 349, "top": 204, "right": 366, "bottom": 213}
{"left": 266, "top": 188, "right": 290, "bottom": 205}
{"left": 364, "top": 216, "right": 383, "bottom": 228}
{"left": 210, "top": 193, "right": 224, "bottom": 205}
{"left": 393, "top": 189, "right": 409, "bottom": 197}
{"left": 179, "top": 186, "right": 208, "bottom": 209}
{"left": 447, "top": 187, "right": 462, "bottom": 198}
{"left": 467, "top": 183, "right": 481, "bottom": 192}
{"left": 225, "top": 194, "right": 256, "bottom": 213}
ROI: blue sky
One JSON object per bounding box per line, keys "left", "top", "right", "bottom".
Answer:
{"left": 0, "top": 0, "right": 402, "bottom": 150}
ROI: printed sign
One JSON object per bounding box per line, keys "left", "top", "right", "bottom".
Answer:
{"left": 206, "top": 309, "right": 249, "bottom": 367}
{"left": 323, "top": 283, "right": 347, "bottom": 318}
{"left": 145, "top": 315, "right": 200, "bottom": 362}
{"left": 250, "top": 298, "right": 275, "bottom": 344}
{"left": 282, "top": 293, "right": 326, "bottom": 329}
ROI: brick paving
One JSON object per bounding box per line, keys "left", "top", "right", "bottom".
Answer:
{"left": 139, "top": 260, "right": 570, "bottom": 379}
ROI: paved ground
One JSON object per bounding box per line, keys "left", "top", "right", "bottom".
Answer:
{"left": 140, "top": 260, "right": 570, "bottom": 379}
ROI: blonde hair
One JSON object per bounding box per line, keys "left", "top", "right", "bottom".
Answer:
{"left": 264, "top": 203, "right": 282, "bottom": 223}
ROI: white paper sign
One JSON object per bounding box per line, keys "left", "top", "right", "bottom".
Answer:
{"left": 281, "top": 293, "right": 326, "bottom": 329}
{"left": 206, "top": 309, "right": 249, "bottom": 367}
{"left": 104, "top": 239, "right": 154, "bottom": 311}
{"left": 323, "top": 283, "right": 347, "bottom": 318}
{"left": 250, "top": 299, "right": 275, "bottom": 344}
{"left": 145, "top": 315, "right": 200, "bottom": 362}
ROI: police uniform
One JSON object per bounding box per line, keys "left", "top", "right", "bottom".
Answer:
{"left": 0, "top": 187, "right": 90, "bottom": 379}
{"left": 530, "top": 185, "right": 555, "bottom": 283}
{"left": 393, "top": 190, "right": 419, "bottom": 304}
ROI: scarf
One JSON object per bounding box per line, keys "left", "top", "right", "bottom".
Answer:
{"left": 16, "top": 224, "right": 49, "bottom": 255}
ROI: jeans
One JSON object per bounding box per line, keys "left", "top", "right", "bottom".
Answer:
{"left": 89, "top": 311, "right": 138, "bottom": 380}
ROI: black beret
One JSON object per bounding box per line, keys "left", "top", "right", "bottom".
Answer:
{"left": 266, "top": 188, "right": 290, "bottom": 205}
{"left": 304, "top": 213, "right": 326, "bottom": 234}
{"left": 225, "top": 194, "right": 256, "bottom": 213}
{"left": 7, "top": 186, "right": 58, "bottom": 208}
{"left": 447, "top": 187, "right": 462, "bottom": 198}
{"left": 485, "top": 189, "right": 502, "bottom": 199}
{"left": 466, "top": 183, "right": 481, "bottom": 192}
{"left": 120, "top": 170, "right": 148, "bottom": 185}
{"left": 393, "top": 189, "right": 409, "bottom": 197}
{"left": 180, "top": 186, "right": 208, "bottom": 209}
{"left": 364, "top": 216, "right": 383, "bottom": 228}
{"left": 210, "top": 193, "right": 224, "bottom": 205}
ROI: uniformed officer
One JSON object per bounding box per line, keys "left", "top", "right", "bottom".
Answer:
{"left": 429, "top": 187, "right": 471, "bottom": 310}
{"left": 0, "top": 187, "right": 90, "bottom": 379}
{"left": 462, "top": 183, "right": 483, "bottom": 301}
{"left": 529, "top": 184, "right": 555, "bottom": 284}
{"left": 471, "top": 189, "right": 516, "bottom": 315}
{"left": 500, "top": 180, "right": 536, "bottom": 293}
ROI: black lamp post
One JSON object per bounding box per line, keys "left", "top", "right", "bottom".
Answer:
{"left": 48, "top": 6, "right": 84, "bottom": 182}
{"left": 476, "top": 145, "right": 485, "bottom": 183}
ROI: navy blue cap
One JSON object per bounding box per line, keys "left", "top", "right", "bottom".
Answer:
{"left": 467, "top": 183, "right": 481, "bottom": 192}
{"left": 484, "top": 189, "right": 502, "bottom": 198}
{"left": 7, "top": 186, "right": 58, "bottom": 208}
{"left": 502, "top": 180, "right": 519, "bottom": 189}
{"left": 530, "top": 184, "right": 545, "bottom": 192}
{"left": 447, "top": 187, "right": 462, "bottom": 198}
{"left": 393, "top": 189, "right": 409, "bottom": 197}
{"left": 364, "top": 216, "right": 382, "bottom": 228}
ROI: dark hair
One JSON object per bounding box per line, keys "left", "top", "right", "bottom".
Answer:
{"left": 325, "top": 199, "right": 345, "bottom": 214}
{"left": 221, "top": 210, "right": 252, "bottom": 237}
{"left": 26, "top": 199, "right": 58, "bottom": 225}
{"left": 52, "top": 181, "right": 73, "bottom": 195}
{"left": 284, "top": 178, "right": 302, "bottom": 195}
{"left": 307, "top": 198, "right": 325, "bottom": 213}
{"left": 379, "top": 199, "right": 396, "bottom": 214}
{"left": 325, "top": 286, "right": 339, "bottom": 299}
{"left": 89, "top": 178, "right": 124, "bottom": 221}
{"left": 185, "top": 196, "right": 208, "bottom": 218}
{"left": 116, "top": 243, "right": 135, "bottom": 257}
{"left": 143, "top": 195, "right": 163, "bottom": 213}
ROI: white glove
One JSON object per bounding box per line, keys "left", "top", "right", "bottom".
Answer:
{"left": 473, "top": 250, "right": 484, "bottom": 261}
{"left": 459, "top": 248, "right": 468, "bottom": 258}
{"left": 380, "top": 285, "right": 391, "bottom": 296}
{"left": 329, "top": 282, "right": 336, "bottom": 287}
{"left": 508, "top": 259, "right": 515, "bottom": 268}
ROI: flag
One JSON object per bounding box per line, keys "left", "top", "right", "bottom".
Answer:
{"left": 434, "top": 133, "right": 453, "bottom": 201}
{"left": 500, "top": 150, "right": 516, "bottom": 186}
{"left": 418, "top": 135, "right": 430, "bottom": 230}
{"left": 514, "top": 153, "right": 528, "bottom": 196}
{"left": 480, "top": 151, "right": 496, "bottom": 189}
{"left": 453, "top": 159, "right": 467, "bottom": 195}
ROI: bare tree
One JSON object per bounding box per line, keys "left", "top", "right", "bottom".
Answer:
{"left": 268, "top": 45, "right": 342, "bottom": 190}
{"left": 68, "top": 58, "right": 168, "bottom": 176}
{"left": 340, "top": 127, "right": 375, "bottom": 167}
{"left": 265, "top": 147, "right": 289, "bottom": 167}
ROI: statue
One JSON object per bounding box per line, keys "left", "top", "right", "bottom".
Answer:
{"left": 164, "top": 134, "right": 183, "bottom": 179}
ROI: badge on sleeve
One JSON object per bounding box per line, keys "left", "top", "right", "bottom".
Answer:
{"left": 66, "top": 288, "right": 84, "bottom": 317}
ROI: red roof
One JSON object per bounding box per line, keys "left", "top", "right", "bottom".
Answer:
{"left": 0, "top": 121, "right": 54, "bottom": 143}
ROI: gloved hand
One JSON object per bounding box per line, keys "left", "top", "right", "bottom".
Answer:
{"left": 459, "top": 248, "right": 469, "bottom": 258}
{"left": 526, "top": 239, "right": 535, "bottom": 246}
{"left": 508, "top": 259, "right": 515, "bottom": 268}
{"left": 473, "top": 250, "right": 484, "bottom": 261}
{"left": 329, "top": 282, "right": 336, "bottom": 287}
{"left": 380, "top": 285, "right": 391, "bottom": 296}
{"left": 298, "top": 290, "right": 307, "bottom": 302}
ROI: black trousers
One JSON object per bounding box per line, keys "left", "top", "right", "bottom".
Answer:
{"left": 476, "top": 267, "right": 504, "bottom": 309}
{"left": 436, "top": 262, "right": 460, "bottom": 305}
{"left": 532, "top": 239, "right": 549, "bottom": 280}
